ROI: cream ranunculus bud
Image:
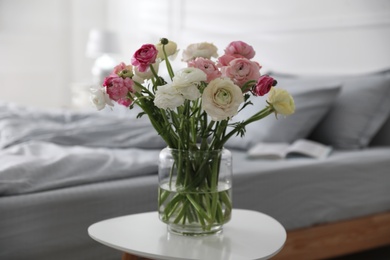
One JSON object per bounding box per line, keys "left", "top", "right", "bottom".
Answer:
{"left": 156, "top": 40, "right": 178, "bottom": 60}
{"left": 202, "top": 77, "right": 244, "bottom": 121}
{"left": 114, "top": 63, "right": 134, "bottom": 78}
{"left": 118, "top": 68, "right": 134, "bottom": 79}
{"left": 267, "top": 87, "right": 295, "bottom": 116}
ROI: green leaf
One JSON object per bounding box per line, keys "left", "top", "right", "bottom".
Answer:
{"left": 136, "top": 112, "right": 146, "bottom": 119}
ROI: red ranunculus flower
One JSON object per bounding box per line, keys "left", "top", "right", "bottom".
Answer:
{"left": 253, "top": 75, "right": 276, "bottom": 96}
{"left": 131, "top": 44, "right": 158, "bottom": 72}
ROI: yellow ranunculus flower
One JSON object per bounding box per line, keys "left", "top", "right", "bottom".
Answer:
{"left": 267, "top": 87, "right": 295, "bottom": 116}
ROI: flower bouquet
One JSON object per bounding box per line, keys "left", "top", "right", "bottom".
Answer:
{"left": 91, "top": 38, "right": 295, "bottom": 235}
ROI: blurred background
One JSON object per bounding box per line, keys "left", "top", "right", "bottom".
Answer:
{"left": 1, "top": 0, "right": 389, "bottom": 109}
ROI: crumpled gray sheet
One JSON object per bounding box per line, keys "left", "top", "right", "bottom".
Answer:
{"left": 0, "top": 140, "right": 160, "bottom": 196}
{"left": 0, "top": 101, "right": 166, "bottom": 196}
{"left": 0, "top": 101, "right": 166, "bottom": 149}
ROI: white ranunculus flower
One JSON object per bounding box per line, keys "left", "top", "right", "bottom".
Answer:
{"left": 202, "top": 78, "right": 244, "bottom": 121}
{"left": 156, "top": 40, "right": 178, "bottom": 60}
{"left": 154, "top": 84, "right": 185, "bottom": 110}
{"left": 267, "top": 87, "right": 295, "bottom": 116}
{"left": 182, "top": 42, "right": 218, "bottom": 62}
{"left": 177, "top": 84, "right": 201, "bottom": 100}
{"left": 132, "top": 74, "right": 145, "bottom": 85}
{"left": 134, "top": 60, "right": 161, "bottom": 82}
{"left": 172, "top": 67, "right": 207, "bottom": 100}
{"left": 90, "top": 88, "right": 113, "bottom": 110}
{"left": 173, "top": 67, "right": 207, "bottom": 85}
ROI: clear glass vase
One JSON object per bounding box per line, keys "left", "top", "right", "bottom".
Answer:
{"left": 158, "top": 147, "right": 233, "bottom": 236}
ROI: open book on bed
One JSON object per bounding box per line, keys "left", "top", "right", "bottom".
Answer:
{"left": 247, "top": 139, "right": 332, "bottom": 160}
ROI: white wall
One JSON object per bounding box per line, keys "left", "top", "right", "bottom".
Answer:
{"left": 1, "top": 0, "right": 389, "bottom": 108}
{"left": 0, "top": 0, "right": 107, "bottom": 108}
{"left": 69, "top": 0, "right": 108, "bottom": 88}
{"left": 106, "top": 0, "right": 178, "bottom": 62}
{"left": 109, "top": 0, "right": 390, "bottom": 75}
{"left": 176, "top": 0, "right": 390, "bottom": 75}
{"left": 0, "top": 0, "right": 72, "bottom": 108}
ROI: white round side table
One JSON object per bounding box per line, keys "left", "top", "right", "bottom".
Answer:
{"left": 88, "top": 209, "right": 286, "bottom": 260}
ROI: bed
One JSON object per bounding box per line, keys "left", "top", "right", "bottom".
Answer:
{"left": 1, "top": 72, "right": 390, "bottom": 259}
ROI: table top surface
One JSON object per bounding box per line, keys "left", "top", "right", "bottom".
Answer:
{"left": 88, "top": 209, "right": 286, "bottom": 260}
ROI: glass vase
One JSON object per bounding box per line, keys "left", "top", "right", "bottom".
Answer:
{"left": 158, "top": 147, "right": 233, "bottom": 236}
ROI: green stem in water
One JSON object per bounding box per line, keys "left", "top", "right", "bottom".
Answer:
{"left": 186, "top": 194, "right": 213, "bottom": 223}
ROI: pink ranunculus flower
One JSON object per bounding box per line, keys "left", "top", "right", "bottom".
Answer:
{"left": 217, "top": 54, "right": 242, "bottom": 67}
{"left": 117, "top": 97, "right": 133, "bottom": 107}
{"left": 221, "top": 58, "right": 261, "bottom": 88}
{"left": 188, "top": 57, "right": 222, "bottom": 83}
{"left": 113, "top": 62, "right": 128, "bottom": 74}
{"left": 253, "top": 75, "right": 276, "bottom": 96}
{"left": 113, "top": 62, "right": 134, "bottom": 78}
{"left": 224, "top": 41, "right": 256, "bottom": 59}
{"left": 103, "top": 74, "right": 135, "bottom": 106}
{"left": 131, "top": 44, "right": 158, "bottom": 72}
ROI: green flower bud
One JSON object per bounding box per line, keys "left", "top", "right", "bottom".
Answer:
{"left": 160, "top": 38, "right": 169, "bottom": 45}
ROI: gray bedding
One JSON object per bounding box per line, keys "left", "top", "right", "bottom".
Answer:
{"left": 1, "top": 102, "right": 390, "bottom": 260}
{"left": 0, "top": 141, "right": 160, "bottom": 196}
{"left": 0, "top": 102, "right": 165, "bottom": 150}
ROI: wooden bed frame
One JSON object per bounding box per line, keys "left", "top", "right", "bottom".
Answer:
{"left": 122, "top": 211, "right": 390, "bottom": 260}
{"left": 274, "top": 211, "right": 390, "bottom": 259}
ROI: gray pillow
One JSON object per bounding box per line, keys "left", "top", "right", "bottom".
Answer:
{"left": 309, "top": 71, "right": 390, "bottom": 149}
{"left": 225, "top": 83, "right": 341, "bottom": 150}
{"left": 369, "top": 116, "right": 390, "bottom": 147}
